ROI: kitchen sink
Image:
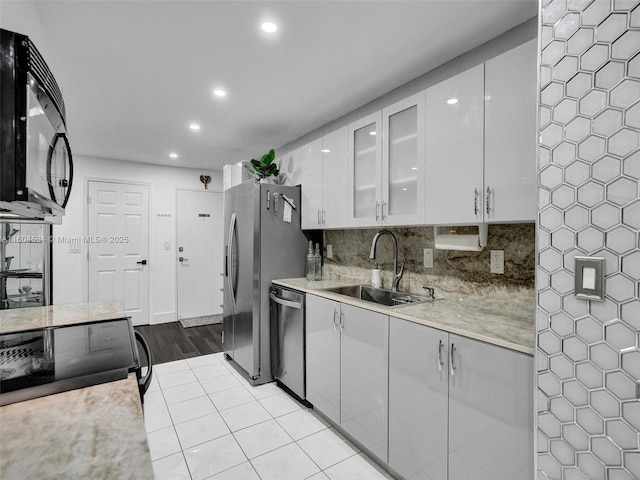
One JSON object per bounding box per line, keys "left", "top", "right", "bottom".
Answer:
{"left": 322, "top": 284, "right": 434, "bottom": 307}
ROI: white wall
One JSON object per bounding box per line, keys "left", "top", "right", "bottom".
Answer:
{"left": 52, "top": 155, "right": 222, "bottom": 324}
{"left": 0, "top": 0, "right": 55, "bottom": 70}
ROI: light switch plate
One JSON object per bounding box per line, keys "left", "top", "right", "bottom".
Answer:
{"left": 575, "top": 256, "right": 605, "bottom": 301}
{"left": 490, "top": 250, "right": 504, "bottom": 274}
{"left": 423, "top": 248, "right": 433, "bottom": 269}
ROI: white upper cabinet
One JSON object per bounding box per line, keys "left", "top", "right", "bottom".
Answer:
{"left": 349, "top": 93, "right": 425, "bottom": 227}
{"left": 321, "top": 127, "right": 349, "bottom": 229}
{"left": 298, "top": 127, "right": 349, "bottom": 230}
{"left": 382, "top": 92, "right": 426, "bottom": 226}
{"left": 425, "top": 40, "right": 537, "bottom": 225}
{"left": 277, "top": 148, "right": 301, "bottom": 186}
{"left": 349, "top": 111, "right": 383, "bottom": 227}
{"left": 425, "top": 64, "right": 485, "bottom": 225}
{"left": 484, "top": 39, "right": 538, "bottom": 222}
{"left": 298, "top": 138, "right": 323, "bottom": 229}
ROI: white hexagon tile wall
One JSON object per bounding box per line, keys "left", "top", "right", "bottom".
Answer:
{"left": 537, "top": 1, "right": 640, "bottom": 479}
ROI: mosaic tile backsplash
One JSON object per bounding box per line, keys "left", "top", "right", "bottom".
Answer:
{"left": 323, "top": 223, "right": 535, "bottom": 295}
{"left": 537, "top": 1, "right": 640, "bottom": 479}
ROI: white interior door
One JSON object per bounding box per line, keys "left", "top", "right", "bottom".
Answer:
{"left": 176, "top": 189, "right": 223, "bottom": 320}
{"left": 88, "top": 181, "right": 150, "bottom": 326}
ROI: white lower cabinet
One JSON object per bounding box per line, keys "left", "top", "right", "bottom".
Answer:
{"left": 306, "top": 295, "right": 389, "bottom": 463}
{"left": 306, "top": 295, "right": 341, "bottom": 425}
{"left": 340, "top": 302, "right": 389, "bottom": 462}
{"left": 388, "top": 316, "right": 448, "bottom": 480}
{"left": 389, "top": 316, "right": 534, "bottom": 480}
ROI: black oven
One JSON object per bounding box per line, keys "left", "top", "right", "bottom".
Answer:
{"left": 0, "top": 28, "right": 73, "bottom": 223}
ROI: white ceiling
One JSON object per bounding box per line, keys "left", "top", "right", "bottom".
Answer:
{"left": 34, "top": 0, "right": 538, "bottom": 171}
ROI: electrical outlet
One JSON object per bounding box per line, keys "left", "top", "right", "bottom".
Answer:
{"left": 326, "top": 244, "right": 333, "bottom": 259}
{"left": 423, "top": 248, "right": 434, "bottom": 269}
{"left": 491, "top": 250, "right": 504, "bottom": 274}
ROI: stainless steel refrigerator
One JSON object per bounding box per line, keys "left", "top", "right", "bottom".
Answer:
{"left": 223, "top": 181, "right": 308, "bottom": 385}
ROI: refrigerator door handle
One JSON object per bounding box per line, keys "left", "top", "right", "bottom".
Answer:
{"left": 227, "top": 212, "right": 237, "bottom": 305}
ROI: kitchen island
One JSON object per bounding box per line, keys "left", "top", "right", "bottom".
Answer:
{"left": 274, "top": 277, "right": 535, "bottom": 355}
{"left": 0, "top": 302, "right": 154, "bottom": 480}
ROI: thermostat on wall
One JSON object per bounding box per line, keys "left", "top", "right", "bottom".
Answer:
{"left": 574, "top": 256, "right": 605, "bottom": 301}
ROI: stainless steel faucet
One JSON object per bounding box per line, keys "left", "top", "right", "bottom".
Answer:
{"left": 369, "top": 229, "right": 405, "bottom": 292}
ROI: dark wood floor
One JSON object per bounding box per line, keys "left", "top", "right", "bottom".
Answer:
{"left": 135, "top": 321, "right": 223, "bottom": 365}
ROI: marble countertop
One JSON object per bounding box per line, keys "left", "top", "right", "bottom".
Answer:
{"left": 0, "top": 300, "right": 125, "bottom": 334}
{"left": 0, "top": 373, "right": 154, "bottom": 480}
{"left": 274, "top": 278, "right": 535, "bottom": 355}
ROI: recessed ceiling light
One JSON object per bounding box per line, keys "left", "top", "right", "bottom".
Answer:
{"left": 213, "top": 89, "right": 226, "bottom": 97}
{"left": 321, "top": 149, "right": 331, "bottom": 153}
{"left": 369, "top": 131, "right": 377, "bottom": 136}
{"left": 447, "top": 98, "right": 459, "bottom": 105}
{"left": 261, "top": 22, "right": 277, "bottom": 33}
{"left": 169, "top": 152, "right": 178, "bottom": 159}
{"left": 189, "top": 124, "right": 201, "bottom": 131}
{"left": 411, "top": 167, "right": 418, "bottom": 170}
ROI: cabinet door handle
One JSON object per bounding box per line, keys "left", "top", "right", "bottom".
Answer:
{"left": 473, "top": 189, "right": 479, "bottom": 216}
{"left": 381, "top": 201, "right": 386, "bottom": 221}
{"left": 486, "top": 186, "right": 491, "bottom": 217}
{"left": 437, "top": 339, "right": 444, "bottom": 372}
{"left": 318, "top": 209, "right": 321, "bottom": 225}
{"left": 450, "top": 343, "right": 456, "bottom": 376}
{"left": 375, "top": 202, "right": 380, "bottom": 221}
{"left": 333, "top": 309, "right": 338, "bottom": 331}
{"left": 340, "top": 311, "right": 345, "bottom": 332}
{"left": 322, "top": 209, "right": 326, "bottom": 225}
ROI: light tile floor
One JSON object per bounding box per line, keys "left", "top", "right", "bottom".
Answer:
{"left": 145, "top": 353, "right": 395, "bottom": 480}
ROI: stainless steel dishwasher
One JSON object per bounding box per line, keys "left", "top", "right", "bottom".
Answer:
{"left": 269, "top": 285, "right": 306, "bottom": 400}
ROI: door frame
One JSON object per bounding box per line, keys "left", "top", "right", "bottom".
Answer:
{"left": 174, "top": 187, "right": 223, "bottom": 321}
{"left": 85, "top": 178, "right": 152, "bottom": 322}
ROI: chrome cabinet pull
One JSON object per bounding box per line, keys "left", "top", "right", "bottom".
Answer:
{"left": 340, "top": 311, "right": 345, "bottom": 332}
{"left": 322, "top": 209, "right": 326, "bottom": 225}
{"left": 318, "top": 209, "right": 321, "bottom": 225}
{"left": 381, "top": 201, "right": 386, "bottom": 221}
{"left": 473, "top": 189, "right": 479, "bottom": 216}
{"left": 450, "top": 343, "right": 456, "bottom": 376}
{"left": 437, "top": 340, "right": 444, "bottom": 372}
{"left": 375, "top": 202, "right": 380, "bottom": 221}
{"left": 333, "top": 309, "right": 338, "bottom": 331}
{"left": 486, "top": 186, "right": 491, "bottom": 217}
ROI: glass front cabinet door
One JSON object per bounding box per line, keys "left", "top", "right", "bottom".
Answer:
{"left": 382, "top": 92, "right": 425, "bottom": 226}
{"left": 348, "top": 93, "right": 425, "bottom": 228}
{"left": 349, "top": 112, "right": 382, "bottom": 227}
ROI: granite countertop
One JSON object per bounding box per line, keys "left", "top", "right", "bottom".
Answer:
{"left": 274, "top": 278, "right": 535, "bottom": 355}
{"left": 0, "top": 300, "right": 125, "bottom": 334}
{"left": 0, "top": 373, "right": 154, "bottom": 480}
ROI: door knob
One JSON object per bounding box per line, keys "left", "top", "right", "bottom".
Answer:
{"left": 179, "top": 257, "right": 189, "bottom": 262}
{"left": 136, "top": 259, "right": 147, "bottom": 265}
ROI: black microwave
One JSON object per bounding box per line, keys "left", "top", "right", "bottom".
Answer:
{"left": 0, "top": 28, "right": 73, "bottom": 223}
